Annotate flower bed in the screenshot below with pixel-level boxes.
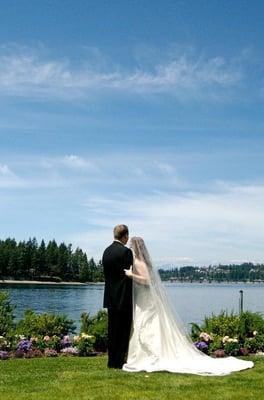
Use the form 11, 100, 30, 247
191, 311, 264, 356
0, 333, 99, 360
0, 292, 107, 360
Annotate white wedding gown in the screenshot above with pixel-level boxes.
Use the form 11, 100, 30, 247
123, 254, 254, 376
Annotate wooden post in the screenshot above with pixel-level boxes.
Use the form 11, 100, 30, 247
239, 290, 244, 314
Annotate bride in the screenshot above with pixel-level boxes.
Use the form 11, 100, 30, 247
122, 237, 254, 375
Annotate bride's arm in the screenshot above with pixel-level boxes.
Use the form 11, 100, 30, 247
124, 260, 150, 284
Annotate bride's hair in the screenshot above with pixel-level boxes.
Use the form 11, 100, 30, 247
129, 237, 152, 270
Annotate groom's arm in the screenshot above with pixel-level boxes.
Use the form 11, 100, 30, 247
123, 248, 133, 271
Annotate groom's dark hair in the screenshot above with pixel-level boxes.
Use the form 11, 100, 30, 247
114, 224, 129, 240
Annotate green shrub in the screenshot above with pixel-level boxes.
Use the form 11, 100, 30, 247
238, 311, 264, 339
80, 312, 89, 334
223, 340, 240, 356
208, 335, 224, 354
190, 322, 202, 341
203, 311, 240, 337
0, 292, 15, 337
192, 311, 264, 340
15, 309, 76, 338
76, 334, 95, 356
244, 335, 264, 352
78, 310, 108, 352
89, 310, 108, 352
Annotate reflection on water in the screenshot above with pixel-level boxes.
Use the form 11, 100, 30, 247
1, 282, 264, 331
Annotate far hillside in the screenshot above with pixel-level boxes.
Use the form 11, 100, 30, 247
159, 263, 264, 283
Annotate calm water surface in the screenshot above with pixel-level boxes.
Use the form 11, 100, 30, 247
1, 282, 263, 331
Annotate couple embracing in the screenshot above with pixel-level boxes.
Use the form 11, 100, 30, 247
102, 224, 254, 375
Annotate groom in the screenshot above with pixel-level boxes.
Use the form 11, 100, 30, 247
102, 224, 133, 369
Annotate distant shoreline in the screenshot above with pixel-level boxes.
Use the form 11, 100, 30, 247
166, 279, 264, 284
0, 280, 105, 285
1, 279, 263, 286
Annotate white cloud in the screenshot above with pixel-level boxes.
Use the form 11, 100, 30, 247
0, 163, 23, 188
0, 47, 242, 100
69, 183, 264, 266
155, 162, 175, 174
61, 155, 96, 170
0, 163, 14, 176
2, 153, 264, 266
0, 153, 181, 193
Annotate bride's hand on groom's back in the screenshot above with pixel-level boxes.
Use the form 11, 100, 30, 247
124, 266, 133, 278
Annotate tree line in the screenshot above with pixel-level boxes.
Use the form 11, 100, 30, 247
159, 263, 264, 282
2, 238, 263, 283
0, 238, 104, 282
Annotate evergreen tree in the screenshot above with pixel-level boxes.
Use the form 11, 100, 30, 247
78, 251, 91, 282
46, 240, 59, 276
38, 239, 46, 276
58, 242, 72, 280
16, 241, 27, 278
30, 238, 39, 278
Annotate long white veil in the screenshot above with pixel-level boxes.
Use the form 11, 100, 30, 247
130, 237, 206, 359
123, 237, 254, 375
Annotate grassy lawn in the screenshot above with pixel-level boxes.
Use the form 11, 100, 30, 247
0, 355, 263, 400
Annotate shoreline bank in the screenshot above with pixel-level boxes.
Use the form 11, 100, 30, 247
0, 280, 105, 286
1, 279, 263, 286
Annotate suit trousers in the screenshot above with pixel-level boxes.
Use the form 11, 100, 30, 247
107, 308, 132, 369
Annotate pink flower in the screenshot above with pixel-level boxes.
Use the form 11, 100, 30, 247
63, 335, 71, 345
44, 348, 57, 357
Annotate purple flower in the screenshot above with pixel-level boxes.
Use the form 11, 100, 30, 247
62, 335, 72, 347
239, 347, 250, 356
17, 339, 32, 352
0, 351, 9, 360
63, 335, 71, 343
194, 341, 208, 353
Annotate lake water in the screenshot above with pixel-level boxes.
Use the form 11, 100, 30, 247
1, 282, 264, 332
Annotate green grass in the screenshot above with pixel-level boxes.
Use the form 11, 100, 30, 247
0, 356, 263, 400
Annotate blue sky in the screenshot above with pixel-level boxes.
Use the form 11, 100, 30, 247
0, 0, 264, 265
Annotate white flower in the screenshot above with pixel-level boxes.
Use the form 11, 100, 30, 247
199, 332, 212, 342
226, 337, 238, 343
222, 336, 229, 343
19, 335, 26, 340
253, 331, 258, 336
81, 333, 94, 339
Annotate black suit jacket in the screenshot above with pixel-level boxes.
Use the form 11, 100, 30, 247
102, 241, 133, 311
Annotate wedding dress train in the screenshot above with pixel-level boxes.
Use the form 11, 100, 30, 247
123, 238, 254, 376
